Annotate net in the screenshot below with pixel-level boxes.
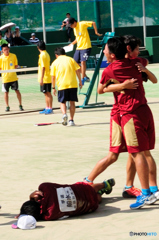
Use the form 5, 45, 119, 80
0, 67, 113, 115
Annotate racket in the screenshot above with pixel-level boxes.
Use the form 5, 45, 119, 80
34, 121, 62, 126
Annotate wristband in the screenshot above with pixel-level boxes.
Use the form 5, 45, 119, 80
52, 87, 55, 89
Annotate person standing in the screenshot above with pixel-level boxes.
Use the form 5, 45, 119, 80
37, 40, 53, 114
0, 44, 24, 112
51, 47, 82, 126
68, 17, 102, 85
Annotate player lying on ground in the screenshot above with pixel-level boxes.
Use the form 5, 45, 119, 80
15, 179, 115, 221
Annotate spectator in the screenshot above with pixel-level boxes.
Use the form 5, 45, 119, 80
60, 13, 72, 42
0, 31, 8, 55
4, 27, 14, 46
13, 26, 22, 46
29, 33, 39, 45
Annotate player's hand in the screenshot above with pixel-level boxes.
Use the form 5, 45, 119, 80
123, 78, 138, 89
15, 214, 20, 219
95, 32, 103, 37
53, 88, 56, 96
30, 190, 43, 201
136, 62, 146, 73
79, 81, 82, 89
40, 80, 43, 86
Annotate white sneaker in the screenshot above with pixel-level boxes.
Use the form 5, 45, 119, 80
145, 190, 159, 205
62, 114, 68, 126
68, 120, 75, 126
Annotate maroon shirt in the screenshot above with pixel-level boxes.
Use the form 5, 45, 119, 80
100, 57, 147, 116
38, 182, 98, 220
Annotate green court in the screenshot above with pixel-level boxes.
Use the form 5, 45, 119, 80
0, 64, 159, 240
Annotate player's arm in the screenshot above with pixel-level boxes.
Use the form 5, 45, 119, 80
51, 76, 56, 96
40, 67, 45, 86
69, 39, 77, 46
136, 62, 157, 84
76, 68, 82, 89
98, 79, 138, 94
30, 190, 43, 201
92, 22, 103, 37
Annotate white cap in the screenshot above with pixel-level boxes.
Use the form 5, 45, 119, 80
15, 26, 19, 29
11, 215, 36, 230
31, 33, 35, 36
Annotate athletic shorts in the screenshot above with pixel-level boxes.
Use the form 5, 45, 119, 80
109, 113, 127, 153
58, 88, 78, 103
121, 104, 155, 153
74, 48, 91, 63
2, 81, 19, 92
40, 83, 51, 93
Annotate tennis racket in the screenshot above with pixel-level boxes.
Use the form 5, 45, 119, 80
34, 121, 62, 126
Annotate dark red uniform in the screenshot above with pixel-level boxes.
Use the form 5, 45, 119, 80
38, 182, 98, 220
100, 57, 155, 153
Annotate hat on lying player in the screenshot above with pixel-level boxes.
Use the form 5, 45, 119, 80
11, 214, 36, 230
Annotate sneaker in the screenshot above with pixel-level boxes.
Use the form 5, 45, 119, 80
39, 109, 46, 114
85, 76, 90, 82
68, 120, 75, 126
122, 186, 141, 198
81, 77, 87, 85
45, 109, 53, 115
19, 105, 24, 111
83, 177, 93, 185
98, 178, 115, 195
145, 190, 159, 205
5, 106, 10, 112
62, 114, 68, 126
130, 193, 151, 209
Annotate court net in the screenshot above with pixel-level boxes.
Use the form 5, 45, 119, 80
0, 67, 113, 115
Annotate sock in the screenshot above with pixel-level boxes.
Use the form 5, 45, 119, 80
125, 185, 133, 189
142, 188, 150, 196
150, 186, 158, 193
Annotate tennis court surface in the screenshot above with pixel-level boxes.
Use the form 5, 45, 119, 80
0, 64, 159, 240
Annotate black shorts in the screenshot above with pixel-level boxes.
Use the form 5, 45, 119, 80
40, 83, 51, 93
58, 88, 78, 103
73, 48, 91, 64
2, 81, 19, 92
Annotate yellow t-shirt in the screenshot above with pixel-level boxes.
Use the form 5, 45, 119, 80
0, 53, 18, 83
38, 50, 51, 84
74, 21, 93, 50
50, 55, 80, 90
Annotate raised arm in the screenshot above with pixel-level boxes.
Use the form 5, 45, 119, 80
92, 22, 103, 37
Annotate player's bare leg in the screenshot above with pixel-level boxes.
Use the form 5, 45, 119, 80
60, 102, 67, 115
81, 60, 86, 79
131, 152, 149, 189
15, 90, 22, 105
69, 101, 75, 121
87, 152, 119, 182
144, 150, 157, 186
126, 154, 136, 186
4, 92, 9, 107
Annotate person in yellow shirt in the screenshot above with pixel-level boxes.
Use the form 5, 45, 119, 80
68, 17, 102, 85
51, 47, 82, 126
0, 44, 24, 112
37, 41, 53, 114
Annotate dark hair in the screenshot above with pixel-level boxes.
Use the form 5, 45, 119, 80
68, 17, 77, 25
54, 47, 65, 56
123, 35, 141, 51
1, 43, 9, 49
37, 40, 46, 50
20, 201, 41, 221
66, 13, 70, 16
107, 37, 127, 59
